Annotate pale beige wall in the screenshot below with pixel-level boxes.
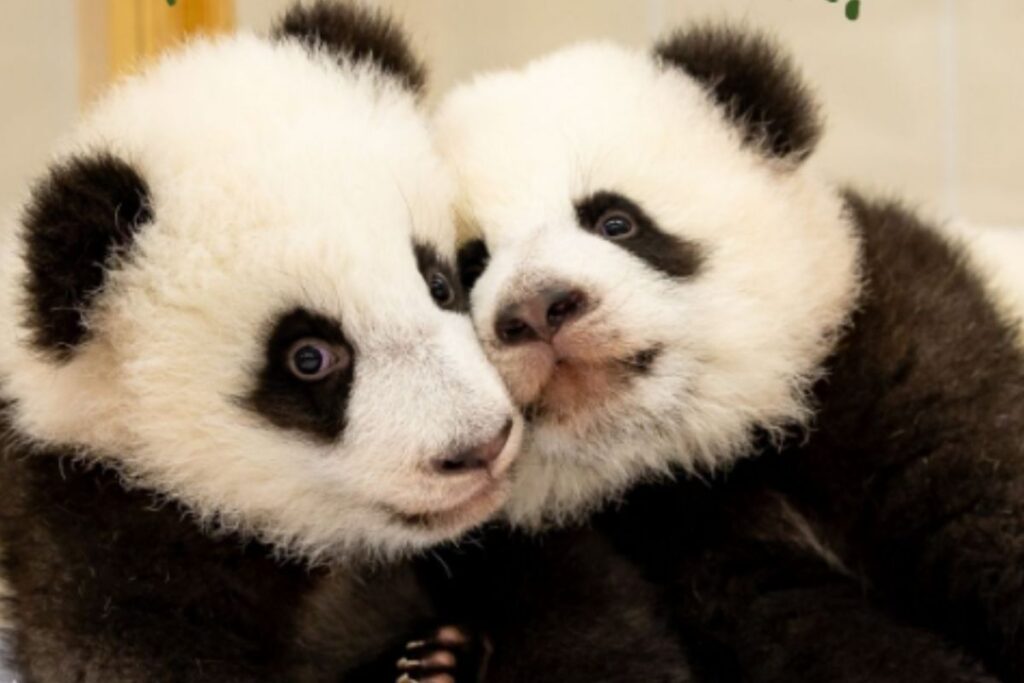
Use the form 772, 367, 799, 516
1, 2, 1021, 226
240, 0, 1024, 228
0, 1, 77, 210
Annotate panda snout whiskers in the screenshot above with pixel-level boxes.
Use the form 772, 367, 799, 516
617, 345, 663, 374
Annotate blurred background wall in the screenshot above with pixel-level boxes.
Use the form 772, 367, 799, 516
1, 1, 1021, 228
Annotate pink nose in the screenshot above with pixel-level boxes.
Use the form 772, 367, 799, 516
432, 419, 513, 475
494, 287, 588, 345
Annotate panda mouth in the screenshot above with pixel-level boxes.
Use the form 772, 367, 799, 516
389, 480, 508, 531
524, 345, 662, 422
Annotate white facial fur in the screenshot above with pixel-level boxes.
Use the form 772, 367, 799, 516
434, 42, 861, 529
0, 34, 520, 563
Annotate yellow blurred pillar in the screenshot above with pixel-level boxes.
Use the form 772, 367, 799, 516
77, 0, 235, 106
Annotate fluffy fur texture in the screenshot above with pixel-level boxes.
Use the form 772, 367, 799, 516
434, 36, 860, 529
0, 2, 523, 679
273, 0, 427, 93
598, 472, 1001, 683
655, 25, 822, 161
597, 193, 1024, 682
20, 153, 153, 360
427, 24, 1024, 683
409, 526, 695, 683
0, 19, 519, 565
2, 446, 312, 680
945, 221, 1024, 343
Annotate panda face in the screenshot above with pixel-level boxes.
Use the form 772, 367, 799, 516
435, 36, 861, 528
0, 31, 520, 562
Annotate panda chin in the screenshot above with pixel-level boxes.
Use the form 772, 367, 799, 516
387, 478, 510, 535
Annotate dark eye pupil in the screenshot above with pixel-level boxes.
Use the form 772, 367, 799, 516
430, 274, 452, 304
293, 346, 324, 375
602, 216, 633, 237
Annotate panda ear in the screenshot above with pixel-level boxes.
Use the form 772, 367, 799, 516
273, 0, 426, 94
20, 152, 152, 360
655, 25, 822, 162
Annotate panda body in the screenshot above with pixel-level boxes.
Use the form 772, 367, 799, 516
421, 27, 1024, 683
0, 3, 522, 680
947, 222, 1024, 341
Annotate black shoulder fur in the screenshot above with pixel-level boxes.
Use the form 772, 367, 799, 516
395, 192, 1024, 683
20, 152, 152, 360
601, 191, 1024, 682
655, 25, 822, 161
0, 423, 432, 681
273, 0, 426, 93
409, 526, 695, 683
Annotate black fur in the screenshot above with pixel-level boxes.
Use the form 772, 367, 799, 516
0, 417, 436, 682
393, 193, 1024, 683
456, 239, 490, 293
411, 526, 695, 683
380, 27, 1021, 682
599, 478, 1000, 683
575, 191, 703, 279
20, 152, 152, 360
0, 440, 306, 681
601, 193, 1024, 681
243, 307, 354, 442
273, 0, 426, 93
415, 242, 469, 313
655, 26, 822, 160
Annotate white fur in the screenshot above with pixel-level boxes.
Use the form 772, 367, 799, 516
944, 222, 1024, 344
0, 34, 520, 563
433, 42, 862, 529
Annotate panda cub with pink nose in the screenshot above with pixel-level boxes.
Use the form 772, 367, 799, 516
396, 24, 1024, 683
0, 2, 529, 680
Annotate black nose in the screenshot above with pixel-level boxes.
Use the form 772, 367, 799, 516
494, 287, 588, 345
433, 419, 513, 475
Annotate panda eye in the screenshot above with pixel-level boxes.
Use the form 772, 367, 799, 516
286, 338, 349, 381
428, 272, 455, 308
596, 210, 637, 240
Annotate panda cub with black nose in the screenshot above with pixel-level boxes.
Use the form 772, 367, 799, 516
410, 24, 1024, 683
0, 2, 521, 681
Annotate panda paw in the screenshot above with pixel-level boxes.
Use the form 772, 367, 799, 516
395, 625, 492, 683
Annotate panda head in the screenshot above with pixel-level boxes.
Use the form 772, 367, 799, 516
0, 1, 521, 563
434, 26, 861, 528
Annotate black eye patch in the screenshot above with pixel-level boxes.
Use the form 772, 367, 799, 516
414, 242, 468, 313
574, 191, 704, 280
242, 307, 354, 443
456, 239, 490, 294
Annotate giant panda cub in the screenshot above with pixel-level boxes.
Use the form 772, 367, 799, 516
402, 24, 1024, 683
0, 2, 524, 681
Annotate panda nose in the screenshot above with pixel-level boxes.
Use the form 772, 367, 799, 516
494, 287, 588, 346
433, 419, 513, 475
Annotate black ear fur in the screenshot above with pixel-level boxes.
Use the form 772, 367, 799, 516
655, 25, 822, 161
273, 0, 426, 94
21, 152, 152, 360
